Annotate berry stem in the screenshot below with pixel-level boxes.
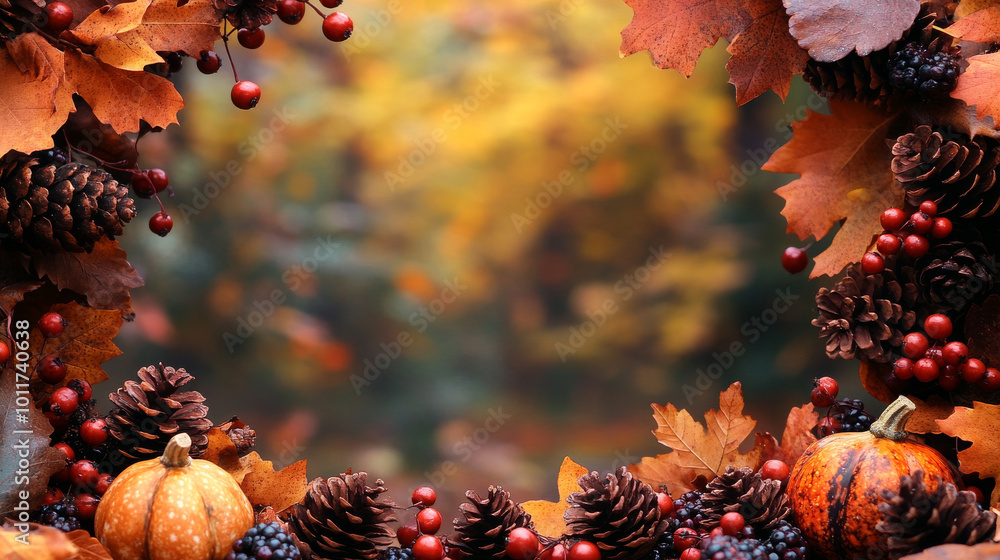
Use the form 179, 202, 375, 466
304, 1, 326, 17
222, 22, 240, 83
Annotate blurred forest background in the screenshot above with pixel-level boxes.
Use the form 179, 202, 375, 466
108, 0, 860, 513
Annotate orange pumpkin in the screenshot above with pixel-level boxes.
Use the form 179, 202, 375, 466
94, 433, 254, 560
787, 395, 959, 560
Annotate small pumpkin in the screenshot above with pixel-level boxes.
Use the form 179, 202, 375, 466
787, 395, 959, 560
94, 433, 254, 560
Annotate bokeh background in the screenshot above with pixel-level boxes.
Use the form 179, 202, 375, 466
108, 0, 860, 515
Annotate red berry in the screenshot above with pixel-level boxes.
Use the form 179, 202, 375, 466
417, 507, 443, 535
902, 332, 930, 359
781, 247, 807, 274
41, 487, 64, 506
679, 550, 701, 560
149, 211, 173, 236
148, 168, 169, 193
980, 368, 1000, 392
861, 252, 884, 274
505, 528, 539, 560
930, 217, 952, 239
67, 379, 92, 402
942, 341, 969, 365
95, 472, 114, 495
69, 459, 100, 490
673, 528, 699, 551
568, 541, 600, 560
925, 346, 945, 366
322, 12, 353, 41
277, 0, 305, 24
760, 459, 790, 482
0, 340, 8, 363
81, 417, 109, 447
810, 376, 838, 408
816, 416, 841, 437
880, 208, 908, 231
911, 212, 933, 234
38, 355, 67, 384
656, 492, 674, 517
876, 234, 902, 255
914, 358, 940, 383
131, 171, 156, 198
74, 493, 99, 520
893, 357, 915, 380
412, 486, 438, 506
398, 525, 419, 548
903, 234, 930, 258
939, 365, 962, 391
45, 410, 70, 432
540, 544, 568, 560
45, 1, 74, 33
53, 442, 75, 462
319, 0, 341, 7
719, 512, 745, 536
39, 312, 67, 338
961, 358, 986, 384
923, 314, 953, 340
919, 200, 938, 217
237, 27, 266, 49
197, 50, 221, 74
231, 80, 261, 110
49, 386, 78, 416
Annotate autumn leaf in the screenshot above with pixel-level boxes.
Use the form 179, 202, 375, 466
776, 403, 817, 464
24, 302, 124, 402
520, 457, 589, 538
0, 373, 67, 519
239, 452, 309, 513
952, 52, 1000, 124
33, 238, 144, 313
69, 0, 164, 71
762, 99, 903, 278
956, 0, 1000, 19
200, 427, 252, 483
0, 34, 75, 154
946, 6, 1000, 43
726, 0, 809, 105
900, 543, 1000, 560
137, 0, 221, 58
0, 523, 78, 559
938, 402, 1000, 507
784, 0, 921, 62
860, 361, 897, 404
66, 530, 114, 559
907, 395, 954, 435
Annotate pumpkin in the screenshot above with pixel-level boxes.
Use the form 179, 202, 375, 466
94, 433, 254, 560
787, 395, 959, 560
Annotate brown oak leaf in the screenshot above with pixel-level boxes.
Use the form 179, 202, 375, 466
784, 0, 921, 62
0, 373, 67, 519
907, 395, 955, 435
137, 0, 221, 58
33, 238, 143, 313
726, 0, 809, 104
900, 543, 1000, 559
776, 402, 817, 465
938, 402, 1000, 507
952, 52, 1000, 125
200, 427, 252, 483
239, 452, 309, 513
65, 530, 114, 559
0, 523, 78, 559
69, 0, 163, 71
947, 6, 1000, 43
521, 457, 589, 538
0, 34, 75, 154
762, 99, 903, 278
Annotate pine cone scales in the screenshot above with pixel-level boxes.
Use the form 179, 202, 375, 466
213, 0, 277, 29
106, 363, 212, 464
565, 467, 668, 560
892, 126, 1000, 219
288, 473, 397, 560
700, 467, 790, 531
0, 151, 136, 253
449, 486, 532, 559
877, 471, 997, 559
917, 238, 995, 313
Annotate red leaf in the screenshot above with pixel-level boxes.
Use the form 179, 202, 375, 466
33, 238, 143, 313
726, 0, 809, 104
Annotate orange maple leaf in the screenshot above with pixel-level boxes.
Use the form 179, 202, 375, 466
138, 0, 221, 58
784, 0, 921, 62
762, 99, 903, 278
952, 52, 1000, 125
520, 457, 589, 538
726, 0, 810, 105
0, 34, 75, 154
240, 452, 309, 513
946, 6, 1000, 44
69, 0, 164, 71
937, 402, 1000, 508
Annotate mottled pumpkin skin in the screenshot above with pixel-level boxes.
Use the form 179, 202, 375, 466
94, 458, 254, 560
787, 431, 958, 560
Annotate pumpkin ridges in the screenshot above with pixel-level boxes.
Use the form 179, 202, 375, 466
826, 433, 868, 559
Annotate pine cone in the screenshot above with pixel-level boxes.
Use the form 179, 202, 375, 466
106, 363, 211, 466
212, 0, 277, 29
448, 486, 533, 560
700, 467, 790, 532
288, 473, 397, 560
915, 236, 996, 314
876, 470, 997, 559
0, 151, 136, 253
565, 467, 668, 560
227, 425, 256, 456
812, 261, 918, 363
892, 126, 1000, 219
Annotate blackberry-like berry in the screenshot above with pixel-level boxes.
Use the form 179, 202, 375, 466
698, 535, 768, 560
377, 547, 415, 560
31, 500, 81, 532
888, 41, 960, 99
762, 520, 807, 560
226, 522, 301, 560
833, 399, 874, 433
673, 491, 706, 531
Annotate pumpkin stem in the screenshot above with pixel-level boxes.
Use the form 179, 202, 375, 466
869, 396, 916, 441
161, 433, 193, 468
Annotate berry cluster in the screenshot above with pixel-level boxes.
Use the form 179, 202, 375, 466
396, 486, 450, 560
809, 377, 875, 437
506, 528, 602, 560
888, 41, 961, 99
894, 313, 1000, 391
225, 522, 301, 560
863, 202, 952, 274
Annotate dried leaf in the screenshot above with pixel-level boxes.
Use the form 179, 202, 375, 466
0, 34, 75, 154
938, 402, 1000, 507
726, 0, 809, 104
957, 0, 1000, 19
952, 52, 1000, 125
0, 373, 67, 519
520, 457, 589, 539
239, 452, 309, 513
860, 361, 897, 404
0, 523, 78, 559
65, 530, 114, 559
0, 250, 41, 317
762, 99, 903, 278
69, 0, 163, 70
947, 6, 1000, 43
777, 403, 818, 464
965, 294, 1000, 368
61, 103, 139, 170
137, 0, 221, 57
784, 0, 921, 62
201, 427, 251, 484
900, 543, 1000, 560
907, 395, 955, 435
33, 238, 144, 313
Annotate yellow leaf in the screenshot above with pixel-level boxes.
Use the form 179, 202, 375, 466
239, 452, 309, 513
520, 457, 589, 538
69, 0, 164, 70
